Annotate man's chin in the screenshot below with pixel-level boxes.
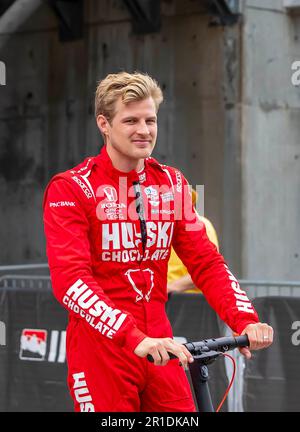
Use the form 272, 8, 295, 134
133, 147, 153, 159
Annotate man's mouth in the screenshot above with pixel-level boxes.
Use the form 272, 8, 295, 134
132, 140, 151, 147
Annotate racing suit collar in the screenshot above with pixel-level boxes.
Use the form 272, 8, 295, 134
95, 145, 149, 182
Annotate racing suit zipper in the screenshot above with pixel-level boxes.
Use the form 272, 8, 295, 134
133, 181, 147, 255
133, 180, 150, 335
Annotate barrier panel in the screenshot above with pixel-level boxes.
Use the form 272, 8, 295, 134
0, 278, 225, 411
230, 281, 300, 412
243, 296, 300, 412
0, 280, 72, 412
1, 273, 300, 412
166, 293, 228, 411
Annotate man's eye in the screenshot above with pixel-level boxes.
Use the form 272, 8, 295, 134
125, 119, 135, 124
147, 120, 156, 124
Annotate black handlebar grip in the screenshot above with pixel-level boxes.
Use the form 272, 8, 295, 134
146, 334, 250, 362
235, 334, 250, 347
146, 352, 178, 363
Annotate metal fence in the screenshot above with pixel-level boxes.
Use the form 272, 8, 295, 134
0, 264, 49, 272
240, 280, 300, 299
0, 274, 51, 290
1, 264, 300, 295
0, 264, 50, 289
1, 264, 300, 412
1, 267, 300, 299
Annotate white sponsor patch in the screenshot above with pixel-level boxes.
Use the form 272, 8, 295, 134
101, 203, 126, 209
70, 158, 93, 175
49, 201, 76, 208
125, 268, 154, 302
144, 185, 159, 206
175, 171, 182, 193
101, 221, 174, 250
144, 186, 158, 196
101, 248, 169, 263
71, 176, 93, 199
151, 209, 174, 215
72, 372, 95, 412
103, 186, 118, 202
161, 192, 174, 203
64, 280, 127, 338
139, 172, 146, 183
224, 265, 254, 314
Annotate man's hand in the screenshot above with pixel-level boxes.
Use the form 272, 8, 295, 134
167, 280, 185, 293
236, 322, 274, 359
134, 337, 194, 368
167, 275, 196, 293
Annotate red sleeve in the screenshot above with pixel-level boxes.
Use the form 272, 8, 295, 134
43, 178, 146, 351
171, 173, 259, 335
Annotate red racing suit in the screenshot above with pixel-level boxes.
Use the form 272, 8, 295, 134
43, 145, 259, 412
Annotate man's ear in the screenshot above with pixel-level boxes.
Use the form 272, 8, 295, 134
96, 115, 109, 136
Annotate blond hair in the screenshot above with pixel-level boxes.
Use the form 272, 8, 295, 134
95, 71, 163, 121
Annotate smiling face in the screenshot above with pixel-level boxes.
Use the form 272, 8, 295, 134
96, 96, 158, 169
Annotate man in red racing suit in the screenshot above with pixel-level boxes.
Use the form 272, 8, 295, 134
43, 72, 273, 412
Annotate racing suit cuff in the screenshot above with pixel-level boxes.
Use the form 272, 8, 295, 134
235, 319, 259, 336
125, 327, 147, 352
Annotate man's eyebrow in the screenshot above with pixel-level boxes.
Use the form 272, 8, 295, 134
122, 116, 138, 121
122, 115, 157, 121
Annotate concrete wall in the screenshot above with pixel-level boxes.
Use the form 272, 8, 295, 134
241, 0, 300, 279
0, 0, 236, 268
4, 0, 298, 282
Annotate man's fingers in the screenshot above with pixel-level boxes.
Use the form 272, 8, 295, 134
177, 344, 194, 364
148, 347, 162, 365
255, 323, 273, 348
267, 325, 274, 345
239, 347, 251, 360
150, 345, 170, 366
165, 340, 193, 368
158, 346, 172, 366
242, 323, 274, 351
140, 338, 195, 367
261, 324, 274, 347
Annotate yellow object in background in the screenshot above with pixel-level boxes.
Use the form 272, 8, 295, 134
167, 216, 219, 291
167, 187, 219, 293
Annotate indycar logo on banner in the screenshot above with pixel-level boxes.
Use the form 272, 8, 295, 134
19, 329, 66, 362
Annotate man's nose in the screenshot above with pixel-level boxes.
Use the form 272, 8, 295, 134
136, 121, 150, 135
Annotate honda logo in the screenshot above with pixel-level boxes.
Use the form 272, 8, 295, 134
103, 187, 118, 202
